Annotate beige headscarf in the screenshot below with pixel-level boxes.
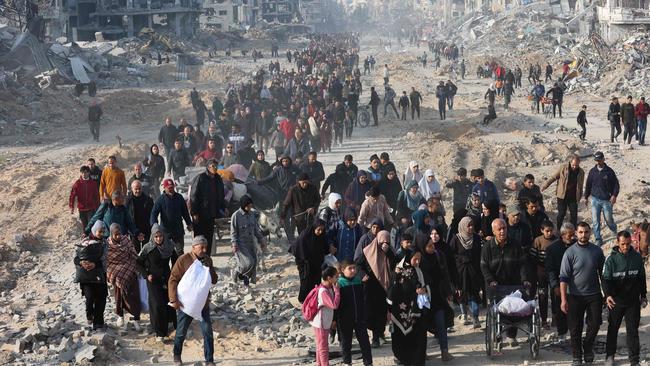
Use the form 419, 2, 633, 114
363, 230, 392, 291
457, 216, 474, 250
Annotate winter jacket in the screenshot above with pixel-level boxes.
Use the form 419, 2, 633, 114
168, 148, 190, 178
143, 150, 165, 182
398, 95, 409, 109
480, 237, 529, 286
608, 103, 621, 124
257, 161, 300, 195
335, 275, 367, 325
88, 105, 102, 123
335, 162, 359, 188
125, 193, 154, 238
300, 161, 325, 189
74, 236, 108, 284
249, 160, 272, 181
544, 238, 574, 289
281, 183, 320, 220
584, 163, 619, 200
85, 202, 139, 237
635, 102, 650, 121
158, 124, 178, 148
517, 185, 545, 211
602, 246, 647, 305
358, 195, 394, 229
150, 192, 192, 239
321, 171, 347, 197
471, 179, 500, 204
621, 102, 636, 125
507, 222, 533, 249
542, 162, 584, 201
446, 178, 473, 214
545, 86, 564, 102
128, 173, 153, 197
69, 178, 100, 212
99, 167, 127, 201
283, 138, 310, 162
334, 221, 363, 262
520, 210, 550, 241
189, 170, 225, 219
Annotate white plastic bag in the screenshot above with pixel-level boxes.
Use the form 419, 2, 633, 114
497, 290, 533, 316
417, 294, 431, 310
138, 276, 149, 313
176, 259, 211, 320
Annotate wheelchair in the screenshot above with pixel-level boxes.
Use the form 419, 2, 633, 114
484, 285, 541, 359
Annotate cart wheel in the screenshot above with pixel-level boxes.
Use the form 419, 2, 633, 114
358, 108, 371, 128
530, 337, 539, 359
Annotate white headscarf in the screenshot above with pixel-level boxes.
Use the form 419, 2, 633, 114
419, 169, 441, 200
328, 193, 342, 210
403, 161, 423, 188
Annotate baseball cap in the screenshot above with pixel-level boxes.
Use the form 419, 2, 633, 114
162, 179, 175, 188
594, 151, 604, 161
507, 204, 521, 216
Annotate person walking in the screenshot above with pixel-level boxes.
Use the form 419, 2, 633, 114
634, 96, 649, 146
560, 222, 605, 365
409, 87, 423, 120
584, 151, 619, 246
169, 236, 218, 366
230, 195, 267, 286
436, 81, 447, 120
603, 230, 647, 366
383, 64, 390, 85
310, 266, 340, 366
70, 165, 100, 231
189, 159, 225, 256
398, 91, 409, 121
99, 156, 127, 202
136, 224, 176, 341
106, 223, 142, 330
88, 99, 103, 142
546, 83, 564, 118
369, 87, 380, 126
545, 223, 575, 340
577, 105, 588, 140
383, 86, 399, 119
608, 97, 622, 142
445, 168, 473, 215
150, 179, 193, 259
158, 117, 178, 161
446, 80, 457, 111
74, 221, 109, 330
621, 95, 637, 146
542, 156, 584, 228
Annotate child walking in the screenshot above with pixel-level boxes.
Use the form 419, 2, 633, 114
311, 266, 340, 366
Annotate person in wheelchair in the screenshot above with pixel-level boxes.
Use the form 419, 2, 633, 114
480, 218, 531, 346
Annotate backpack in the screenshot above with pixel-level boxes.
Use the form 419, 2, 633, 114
301, 284, 323, 321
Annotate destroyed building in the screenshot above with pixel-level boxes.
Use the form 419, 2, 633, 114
44, 0, 203, 41
200, 0, 260, 30
598, 0, 650, 41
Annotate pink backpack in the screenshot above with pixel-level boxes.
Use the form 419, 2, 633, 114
301, 285, 323, 321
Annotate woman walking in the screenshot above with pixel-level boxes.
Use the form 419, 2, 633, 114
107, 223, 142, 329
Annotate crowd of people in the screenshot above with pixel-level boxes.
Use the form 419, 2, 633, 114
69, 32, 650, 366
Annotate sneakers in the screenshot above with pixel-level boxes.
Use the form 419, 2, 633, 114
115, 316, 124, 328
371, 339, 380, 348
473, 318, 481, 329
462, 314, 472, 326
441, 351, 454, 362
604, 356, 614, 366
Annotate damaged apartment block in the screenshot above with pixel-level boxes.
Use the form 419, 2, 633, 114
56, 0, 203, 41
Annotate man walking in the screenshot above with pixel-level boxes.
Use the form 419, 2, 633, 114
542, 156, 584, 228
577, 105, 588, 141
608, 97, 622, 142
189, 159, 225, 256
158, 117, 178, 161
621, 95, 636, 146
369, 87, 380, 126
126, 180, 154, 253
398, 91, 409, 121
584, 151, 619, 246
383, 85, 399, 119
99, 156, 127, 202
446, 80, 457, 111
560, 222, 605, 365
88, 99, 103, 142
634, 96, 649, 145
69, 165, 100, 231
169, 236, 218, 366
545, 223, 575, 341
546, 82, 564, 118
436, 81, 447, 120
151, 179, 193, 259
603, 230, 647, 366
409, 87, 423, 120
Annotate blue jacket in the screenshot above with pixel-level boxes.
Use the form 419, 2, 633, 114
533, 84, 545, 98
472, 179, 500, 204
584, 164, 619, 200
334, 220, 363, 263
150, 192, 192, 238
85, 202, 138, 237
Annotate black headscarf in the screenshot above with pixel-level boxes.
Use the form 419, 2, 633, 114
292, 219, 327, 271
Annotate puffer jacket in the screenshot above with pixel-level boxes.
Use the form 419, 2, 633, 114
602, 246, 647, 305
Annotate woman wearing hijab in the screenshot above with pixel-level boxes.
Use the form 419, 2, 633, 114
479, 199, 500, 241
387, 250, 429, 366
230, 195, 266, 286
344, 170, 371, 212
318, 193, 342, 234
137, 224, 176, 340
417, 229, 454, 362
418, 169, 442, 201
377, 168, 402, 213
74, 221, 109, 330
358, 186, 394, 231
142, 144, 165, 198
405, 209, 431, 251
356, 230, 397, 347
107, 223, 141, 329
448, 217, 483, 328
396, 180, 425, 222
293, 219, 328, 303
403, 161, 423, 188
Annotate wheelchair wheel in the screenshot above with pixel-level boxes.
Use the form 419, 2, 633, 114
529, 309, 541, 359
485, 308, 498, 357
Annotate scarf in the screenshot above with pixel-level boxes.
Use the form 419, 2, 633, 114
107, 235, 138, 291
405, 180, 423, 211
403, 160, 422, 187
388, 250, 425, 335
328, 193, 341, 210
418, 169, 441, 200
457, 216, 474, 250
140, 224, 175, 259
363, 230, 392, 291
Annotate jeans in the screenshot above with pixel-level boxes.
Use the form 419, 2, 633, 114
384, 101, 399, 118
411, 104, 420, 119
438, 99, 446, 120
432, 309, 449, 351
610, 122, 622, 142
606, 301, 640, 363
400, 106, 407, 120
173, 307, 214, 362
458, 300, 479, 318
552, 102, 562, 118
447, 95, 455, 110
550, 288, 568, 335
624, 121, 637, 144
638, 119, 647, 144
557, 197, 578, 228
567, 294, 602, 361
590, 196, 616, 244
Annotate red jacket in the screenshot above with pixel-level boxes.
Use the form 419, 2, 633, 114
634, 102, 650, 120
69, 177, 100, 212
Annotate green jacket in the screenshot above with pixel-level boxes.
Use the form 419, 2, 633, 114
602, 246, 647, 305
